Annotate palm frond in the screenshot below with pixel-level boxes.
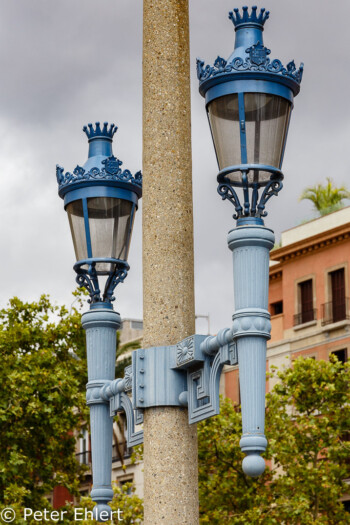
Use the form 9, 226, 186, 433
299, 178, 350, 215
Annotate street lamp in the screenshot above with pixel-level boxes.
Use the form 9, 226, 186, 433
56, 5, 302, 520
57, 122, 142, 521
196, 6, 303, 475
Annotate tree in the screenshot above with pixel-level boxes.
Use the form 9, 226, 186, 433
198, 398, 272, 524
266, 357, 350, 524
299, 177, 350, 216
0, 292, 144, 523
0, 294, 88, 513
198, 357, 350, 524
78, 481, 143, 524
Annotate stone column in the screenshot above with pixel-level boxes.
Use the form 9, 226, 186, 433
142, 1, 198, 523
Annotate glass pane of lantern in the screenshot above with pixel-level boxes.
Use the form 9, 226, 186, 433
87, 197, 134, 272
66, 200, 88, 262
207, 93, 291, 185
207, 94, 241, 172
244, 93, 291, 183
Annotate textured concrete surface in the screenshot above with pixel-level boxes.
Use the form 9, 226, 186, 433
143, 407, 198, 524
142, 1, 199, 523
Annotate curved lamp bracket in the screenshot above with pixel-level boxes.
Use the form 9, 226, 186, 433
217, 165, 284, 219
74, 258, 129, 304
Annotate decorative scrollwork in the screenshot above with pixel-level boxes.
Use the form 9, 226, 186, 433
57, 155, 142, 193
103, 265, 129, 303
217, 183, 243, 219
74, 259, 129, 305
196, 50, 303, 84
257, 179, 283, 217
217, 171, 284, 220
75, 265, 101, 304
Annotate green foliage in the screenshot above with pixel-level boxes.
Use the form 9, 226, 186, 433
265, 357, 350, 524
0, 293, 88, 511
199, 357, 350, 524
78, 482, 143, 524
299, 177, 350, 216
198, 399, 272, 524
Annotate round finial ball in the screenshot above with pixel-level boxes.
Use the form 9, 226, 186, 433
178, 391, 188, 407
242, 454, 266, 477
93, 504, 112, 522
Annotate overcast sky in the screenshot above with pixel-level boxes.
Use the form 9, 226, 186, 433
0, 0, 349, 334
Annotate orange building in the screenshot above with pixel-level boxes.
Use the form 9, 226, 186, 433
225, 206, 350, 402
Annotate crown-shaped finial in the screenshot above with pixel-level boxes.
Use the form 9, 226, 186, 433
229, 6, 270, 28
83, 122, 118, 141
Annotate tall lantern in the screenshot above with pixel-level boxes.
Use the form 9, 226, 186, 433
197, 6, 303, 476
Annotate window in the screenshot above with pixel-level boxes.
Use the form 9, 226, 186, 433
131, 320, 143, 330
271, 301, 283, 315
343, 500, 350, 513
330, 268, 346, 322
78, 429, 90, 465
119, 478, 133, 495
322, 268, 349, 325
294, 279, 315, 325
331, 348, 348, 364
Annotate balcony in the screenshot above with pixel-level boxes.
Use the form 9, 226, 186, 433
321, 298, 350, 326
293, 309, 317, 327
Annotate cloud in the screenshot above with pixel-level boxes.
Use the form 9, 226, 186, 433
0, 0, 349, 332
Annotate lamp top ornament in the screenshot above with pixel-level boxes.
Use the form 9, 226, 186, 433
83, 122, 118, 141
56, 122, 142, 200
197, 5, 303, 101
229, 5, 269, 28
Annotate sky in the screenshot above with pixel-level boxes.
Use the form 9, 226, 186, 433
0, 0, 349, 335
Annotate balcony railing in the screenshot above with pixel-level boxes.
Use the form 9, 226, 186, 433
293, 309, 317, 326
321, 297, 350, 326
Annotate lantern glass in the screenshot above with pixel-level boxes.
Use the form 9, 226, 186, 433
207, 94, 241, 171
67, 200, 88, 261
208, 93, 291, 185
88, 197, 134, 264
66, 197, 135, 272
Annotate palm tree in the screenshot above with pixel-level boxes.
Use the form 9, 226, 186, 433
299, 177, 350, 216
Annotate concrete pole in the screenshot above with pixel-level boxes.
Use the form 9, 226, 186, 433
142, 1, 199, 523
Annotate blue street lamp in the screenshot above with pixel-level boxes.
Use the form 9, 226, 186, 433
57, 123, 142, 521
56, 5, 302, 519
196, 6, 303, 475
